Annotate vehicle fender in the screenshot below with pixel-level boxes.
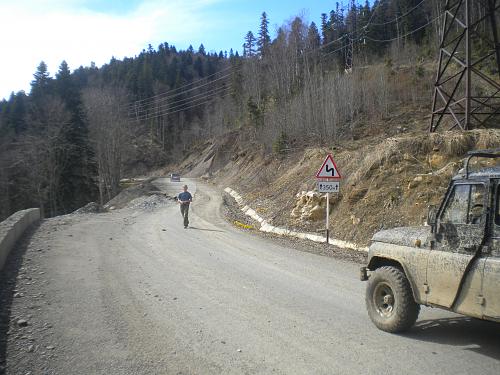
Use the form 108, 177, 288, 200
367, 243, 428, 304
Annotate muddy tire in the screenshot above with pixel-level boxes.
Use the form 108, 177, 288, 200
365, 266, 420, 333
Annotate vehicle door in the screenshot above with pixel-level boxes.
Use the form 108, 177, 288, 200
426, 183, 487, 311
482, 181, 500, 321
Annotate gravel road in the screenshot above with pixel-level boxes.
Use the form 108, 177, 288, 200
1, 178, 499, 375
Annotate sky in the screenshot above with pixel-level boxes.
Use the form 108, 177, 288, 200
0, 0, 339, 100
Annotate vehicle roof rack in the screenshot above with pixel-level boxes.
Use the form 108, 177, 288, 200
465, 148, 500, 178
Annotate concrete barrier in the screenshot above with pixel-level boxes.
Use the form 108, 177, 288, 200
224, 187, 368, 252
0, 208, 41, 270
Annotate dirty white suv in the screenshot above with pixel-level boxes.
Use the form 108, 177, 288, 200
360, 149, 500, 332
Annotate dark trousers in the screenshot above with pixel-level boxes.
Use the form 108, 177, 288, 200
180, 203, 190, 227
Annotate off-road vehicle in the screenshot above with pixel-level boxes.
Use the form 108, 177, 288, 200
360, 149, 500, 333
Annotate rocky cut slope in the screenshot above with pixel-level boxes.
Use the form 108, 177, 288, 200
173, 128, 500, 247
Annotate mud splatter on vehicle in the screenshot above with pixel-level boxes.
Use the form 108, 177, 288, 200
361, 149, 500, 333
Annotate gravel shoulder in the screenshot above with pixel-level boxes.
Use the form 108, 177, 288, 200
220, 187, 367, 264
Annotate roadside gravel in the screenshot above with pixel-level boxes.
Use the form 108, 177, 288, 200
221, 192, 367, 264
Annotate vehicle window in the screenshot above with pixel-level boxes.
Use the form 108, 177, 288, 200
441, 184, 485, 225
469, 184, 485, 224
496, 187, 500, 226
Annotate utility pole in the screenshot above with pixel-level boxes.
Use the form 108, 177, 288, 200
345, 0, 356, 73
430, 0, 500, 132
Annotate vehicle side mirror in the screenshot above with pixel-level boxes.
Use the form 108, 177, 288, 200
427, 205, 437, 227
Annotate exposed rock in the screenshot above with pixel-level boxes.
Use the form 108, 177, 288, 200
73, 202, 101, 214
408, 176, 423, 189
291, 191, 331, 221
351, 215, 361, 225
428, 153, 446, 169
17, 319, 29, 327
347, 188, 368, 204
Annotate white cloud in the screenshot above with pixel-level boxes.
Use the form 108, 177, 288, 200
0, 0, 225, 100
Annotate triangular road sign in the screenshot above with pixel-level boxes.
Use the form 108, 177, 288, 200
316, 154, 341, 179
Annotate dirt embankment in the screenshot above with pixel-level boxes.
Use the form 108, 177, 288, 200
168, 123, 500, 247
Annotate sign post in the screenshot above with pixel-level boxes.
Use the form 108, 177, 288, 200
326, 193, 330, 243
315, 154, 342, 244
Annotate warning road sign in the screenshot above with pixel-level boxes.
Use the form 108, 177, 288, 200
316, 154, 341, 179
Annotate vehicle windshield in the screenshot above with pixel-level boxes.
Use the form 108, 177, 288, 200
441, 184, 485, 225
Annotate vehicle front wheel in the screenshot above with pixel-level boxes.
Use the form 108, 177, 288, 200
365, 266, 420, 333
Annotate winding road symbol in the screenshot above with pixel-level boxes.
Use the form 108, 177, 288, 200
316, 154, 341, 179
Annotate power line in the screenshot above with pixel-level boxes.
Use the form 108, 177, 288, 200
131, 85, 230, 120
366, 0, 428, 27
319, 0, 429, 52
129, 65, 233, 107
128, 70, 233, 112
320, 38, 351, 59
321, 12, 440, 59
132, 86, 231, 121
163, 90, 230, 116
129, 73, 232, 114
318, 0, 386, 51
129, 0, 434, 121
131, 83, 230, 118
363, 14, 441, 43
133, 90, 231, 122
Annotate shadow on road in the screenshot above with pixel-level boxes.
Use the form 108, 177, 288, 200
188, 226, 225, 233
406, 317, 500, 360
0, 224, 37, 373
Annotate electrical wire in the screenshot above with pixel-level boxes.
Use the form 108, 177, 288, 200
319, 0, 429, 52
129, 64, 233, 107
129, 0, 434, 121
130, 84, 230, 118
131, 85, 230, 120
318, 0, 385, 51
128, 70, 233, 111
133, 91, 230, 122
132, 86, 231, 121
320, 38, 351, 59
366, 0, 428, 27
129, 75, 232, 114
363, 13, 442, 42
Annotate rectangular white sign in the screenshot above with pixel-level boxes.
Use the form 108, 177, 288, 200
317, 181, 340, 193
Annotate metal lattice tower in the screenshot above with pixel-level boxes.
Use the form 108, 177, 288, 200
345, 0, 356, 73
430, 0, 500, 132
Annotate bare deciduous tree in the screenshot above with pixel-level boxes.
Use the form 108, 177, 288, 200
83, 87, 131, 205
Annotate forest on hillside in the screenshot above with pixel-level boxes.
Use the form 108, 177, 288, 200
0, 0, 454, 220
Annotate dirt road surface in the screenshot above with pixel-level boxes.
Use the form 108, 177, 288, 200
1, 178, 499, 375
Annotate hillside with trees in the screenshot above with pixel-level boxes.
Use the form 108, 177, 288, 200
0, 0, 464, 220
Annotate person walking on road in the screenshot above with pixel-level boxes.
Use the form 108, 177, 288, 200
178, 185, 192, 228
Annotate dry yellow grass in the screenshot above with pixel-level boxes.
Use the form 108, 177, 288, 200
349, 129, 500, 187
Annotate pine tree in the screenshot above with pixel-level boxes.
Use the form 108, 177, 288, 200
54, 60, 97, 212
258, 12, 271, 56
138, 60, 154, 98
30, 61, 52, 100
8, 91, 27, 134
307, 22, 321, 51
194, 56, 204, 77
320, 13, 329, 44
243, 31, 257, 57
